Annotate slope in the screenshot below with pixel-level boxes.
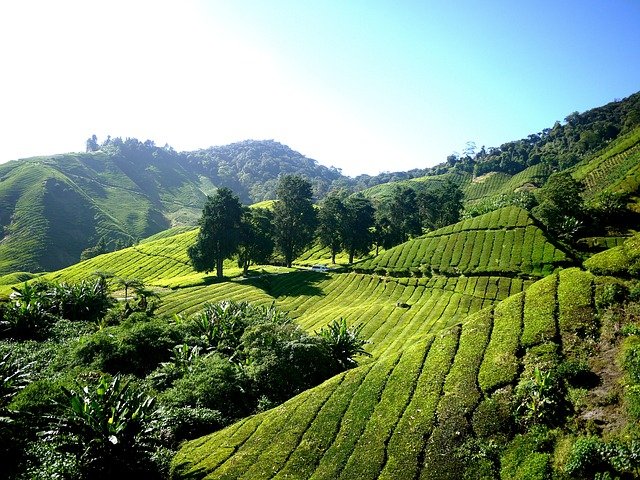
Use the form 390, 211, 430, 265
356, 205, 571, 277
171, 265, 600, 479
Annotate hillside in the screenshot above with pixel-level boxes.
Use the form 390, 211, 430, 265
355, 205, 571, 277
0, 139, 346, 275
2, 170, 640, 478
1, 91, 638, 276
171, 252, 640, 479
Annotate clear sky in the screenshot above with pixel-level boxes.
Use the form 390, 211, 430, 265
0, 0, 638, 176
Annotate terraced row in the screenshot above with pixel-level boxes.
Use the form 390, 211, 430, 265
574, 127, 640, 198
357, 207, 570, 277
159, 271, 533, 358
43, 229, 198, 284
172, 267, 595, 479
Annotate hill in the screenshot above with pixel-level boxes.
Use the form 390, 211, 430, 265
355, 205, 571, 277
0, 139, 347, 275
171, 253, 640, 479
1, 91, 638, 276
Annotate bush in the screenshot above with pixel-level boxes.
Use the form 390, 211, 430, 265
500, 427, 554, 480
596, 281, 628, 311
73, 317, 184, 376
160, 354, 248, 418
156, 406, 225, 447
564, 436, 609, 477
621, 336, 640, 384
48, 279, 113, 322
317, 318, 372, 370
243, 321, 334, 403
472, 387, 514, 439
44, 374, 159, 480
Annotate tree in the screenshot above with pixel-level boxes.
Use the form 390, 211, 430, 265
532, 172, 585, 240
342, 195, 375, 264
86, 134, 99, 152
273, 175, 317, 268
237, 208, 274, 276
188, 188, 243, 278
317, 193, 346, 264
418, 180, 464, 230
380, 186, 422, 247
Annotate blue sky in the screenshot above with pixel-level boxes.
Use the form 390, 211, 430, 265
0, 0, 638, 176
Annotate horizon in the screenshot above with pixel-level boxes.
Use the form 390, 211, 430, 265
1, 0, 639, 176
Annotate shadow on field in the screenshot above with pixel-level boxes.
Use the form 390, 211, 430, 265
243, 270, 328, 298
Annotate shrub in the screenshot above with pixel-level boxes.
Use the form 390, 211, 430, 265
621, 335, 640, 384
45, 374, 159, 480
472, 387, 514, 439
596, 281, 628, 311
243, 321, 334, 403
317, 318, 372, 370
156, 406, 225, 447
1, 285, 55, 339
73, 317, 184, 376
500, 427, 554, 480
160, 354, 248, 418
564, 436, 609, 477
48, 278, 113, 322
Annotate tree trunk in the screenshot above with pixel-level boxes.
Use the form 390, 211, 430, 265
243, 261, 249, 276
349, 250, 354, 265
216, 257, 223, 278
331, 251, 336, 264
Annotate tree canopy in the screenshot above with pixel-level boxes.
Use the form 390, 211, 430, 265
273, 175, 317, 268
187, 188, 243, 278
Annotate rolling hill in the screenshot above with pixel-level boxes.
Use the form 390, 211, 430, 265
169, 236, 640, 479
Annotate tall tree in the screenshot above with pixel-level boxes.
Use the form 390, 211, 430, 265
418, 180, 464, 230
237, 208, 274, 275
317, 193, 346, 264
382, 186, 422, 247
342, 196, 375, 264
188, 187, 243, 278
273, 175, 317, 268
532, 172, 585, 241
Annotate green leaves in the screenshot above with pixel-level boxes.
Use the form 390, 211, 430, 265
318, 318, 372, 370
48, 374, 158, 478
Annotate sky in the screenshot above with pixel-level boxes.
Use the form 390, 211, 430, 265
0, 1, 639, 177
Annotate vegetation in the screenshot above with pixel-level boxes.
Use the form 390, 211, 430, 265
273, 175, 317, 267
187, 187, 243, 278
1, 91, 640, 479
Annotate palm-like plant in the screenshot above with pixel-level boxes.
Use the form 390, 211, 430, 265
317, 318, 372, 370
47, 374, 157, 478
191, 301, 249, 356
116, 278, 144, 303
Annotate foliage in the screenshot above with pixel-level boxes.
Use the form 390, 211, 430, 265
273, 175, 317, 267
532, 171, 585, 241
237, 207, 274, 275
45, 374, 159, 479
188, 187, 243, 278
48, 278, 113, 322
317, 192, 347, 264
418, 178, 464, 230
72, 317, 185, 376
160, 354, 248, 417
342, 195, 376, 264
1, 282, 55, 339
317, 318, 372, 370
189, 300, 251, 357
515, 367, 559, 427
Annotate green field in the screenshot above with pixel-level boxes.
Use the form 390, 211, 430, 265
171, 267, 594, 479
356, 205, 572, 277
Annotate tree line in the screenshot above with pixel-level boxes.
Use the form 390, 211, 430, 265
188, 174, 464, 277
